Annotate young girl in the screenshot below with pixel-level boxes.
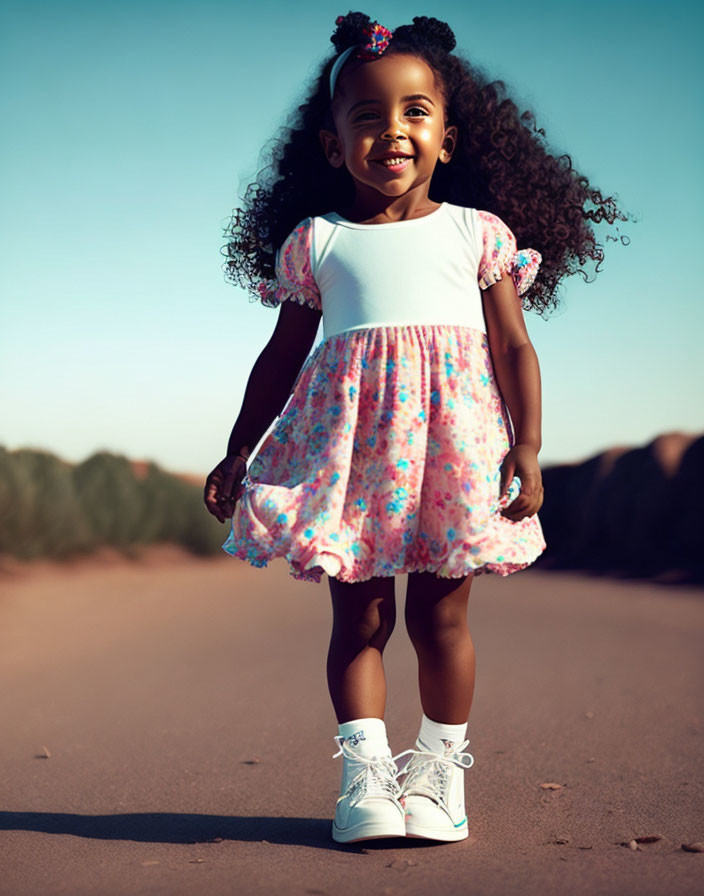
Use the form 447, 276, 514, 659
204, 12, 631, 844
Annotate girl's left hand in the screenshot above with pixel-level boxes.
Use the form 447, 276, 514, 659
499, 444, 544, 521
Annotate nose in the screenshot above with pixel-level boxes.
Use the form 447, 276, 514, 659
380, 111, 407, 141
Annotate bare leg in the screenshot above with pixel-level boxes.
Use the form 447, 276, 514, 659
326, 575, 396, 723
404, 571, 475, 723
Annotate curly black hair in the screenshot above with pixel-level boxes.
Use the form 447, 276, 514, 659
222, 11, 634, 317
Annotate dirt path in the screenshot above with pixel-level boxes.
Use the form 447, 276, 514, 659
1, 548, 702, 895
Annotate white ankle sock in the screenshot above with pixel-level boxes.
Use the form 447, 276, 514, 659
417, 713, 468, 754
338, 717, 391, 758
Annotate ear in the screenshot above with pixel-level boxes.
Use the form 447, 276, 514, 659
319, 128, 346, 168
438, 125, 458, 164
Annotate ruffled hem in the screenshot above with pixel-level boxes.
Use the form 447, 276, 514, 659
255, 216, 322, 311
256, 278, 321, 311
222, 531, 546, 584
478, 248, 542, 296
222, 467, 546, 583
223, 475, 545, 583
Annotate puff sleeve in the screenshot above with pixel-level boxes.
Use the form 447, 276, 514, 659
256, 217, 321, 311
476, 210, 542, 297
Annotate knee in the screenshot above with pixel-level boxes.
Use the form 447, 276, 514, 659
405, 597, 468, 652
368, 599, 396, 650
331, 596, 396, 654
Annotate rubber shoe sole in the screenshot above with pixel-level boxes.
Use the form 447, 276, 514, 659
332, 813, 406, 843
404, 813, 468, 841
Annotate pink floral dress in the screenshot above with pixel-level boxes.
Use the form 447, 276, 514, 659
223, 202, 546, 583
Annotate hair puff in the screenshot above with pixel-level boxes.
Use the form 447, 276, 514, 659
331, 11, 373, 52
400, 16, 456, 53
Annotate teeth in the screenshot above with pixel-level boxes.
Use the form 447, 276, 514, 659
380, 157, 410, 166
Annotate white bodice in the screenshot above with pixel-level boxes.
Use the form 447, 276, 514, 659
310, 203, 488, 340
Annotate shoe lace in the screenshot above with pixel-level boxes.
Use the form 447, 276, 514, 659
393, 740, 474, 813
332, 736, 402, 806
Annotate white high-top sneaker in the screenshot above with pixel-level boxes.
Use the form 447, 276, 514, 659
396, 738, 474, 841
331, 734, 406, 843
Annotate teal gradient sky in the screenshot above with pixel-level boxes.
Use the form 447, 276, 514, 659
2, 0, 702, 475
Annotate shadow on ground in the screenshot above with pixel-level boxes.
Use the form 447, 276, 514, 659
0, 811, 445, 853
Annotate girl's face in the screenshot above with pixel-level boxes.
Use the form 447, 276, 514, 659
320, 53, 457, 206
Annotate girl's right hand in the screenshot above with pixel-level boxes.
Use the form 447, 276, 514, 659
203, 452, 249, 524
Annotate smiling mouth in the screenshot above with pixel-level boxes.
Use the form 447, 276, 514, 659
372, 156, 413, 168
373, 156, 414, 168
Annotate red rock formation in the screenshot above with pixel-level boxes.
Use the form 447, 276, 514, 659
537, 432, 704, 584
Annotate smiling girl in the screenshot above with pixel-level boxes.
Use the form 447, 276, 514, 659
205, 11, 631, 844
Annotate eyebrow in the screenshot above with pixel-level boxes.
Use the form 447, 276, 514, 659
347, 94, 436, 116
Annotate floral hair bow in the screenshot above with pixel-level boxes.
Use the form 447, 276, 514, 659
356, 20, 393, 58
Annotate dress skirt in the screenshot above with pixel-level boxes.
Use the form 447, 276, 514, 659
223, 323, 546, 583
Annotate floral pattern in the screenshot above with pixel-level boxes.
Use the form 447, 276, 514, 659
224, 331, 546, 583
256, 217, 321, 311
477, 210, 542, 296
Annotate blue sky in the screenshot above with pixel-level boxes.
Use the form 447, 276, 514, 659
1, 0, 702, 474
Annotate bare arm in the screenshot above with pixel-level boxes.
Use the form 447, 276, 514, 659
481, 277, 542, 452
225, 299, 323, 458
481, 277, 544, 519
204, 299, 322, 523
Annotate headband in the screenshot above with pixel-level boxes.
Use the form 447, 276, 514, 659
329, 19, 394, 98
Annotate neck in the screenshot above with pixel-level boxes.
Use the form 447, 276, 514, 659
340, 187, 440, 225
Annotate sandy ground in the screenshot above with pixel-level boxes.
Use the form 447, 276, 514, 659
1, 546, 703, 896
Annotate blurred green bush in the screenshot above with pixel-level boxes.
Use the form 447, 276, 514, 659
0, 446, 223, 560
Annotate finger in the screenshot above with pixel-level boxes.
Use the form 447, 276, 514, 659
507, 489, 530, 508
500, 504, 520, 520
501, 495, 529, 520
513, 471, 540, 493
204, 479, 219, 503
222, 457, 248, 498
222, 474, 238, 500
206, 502, 226, 524
499, 464, 515, 497
205, 484, 231, 522
204, 492, 223, 515
219, 487, 243, 514
218, 498, 236, 519
204, 473, 225, 504
503, 488, 543, 520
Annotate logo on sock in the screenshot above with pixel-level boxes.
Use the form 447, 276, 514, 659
345, 730, 367, 747
441, 739, 456, 752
